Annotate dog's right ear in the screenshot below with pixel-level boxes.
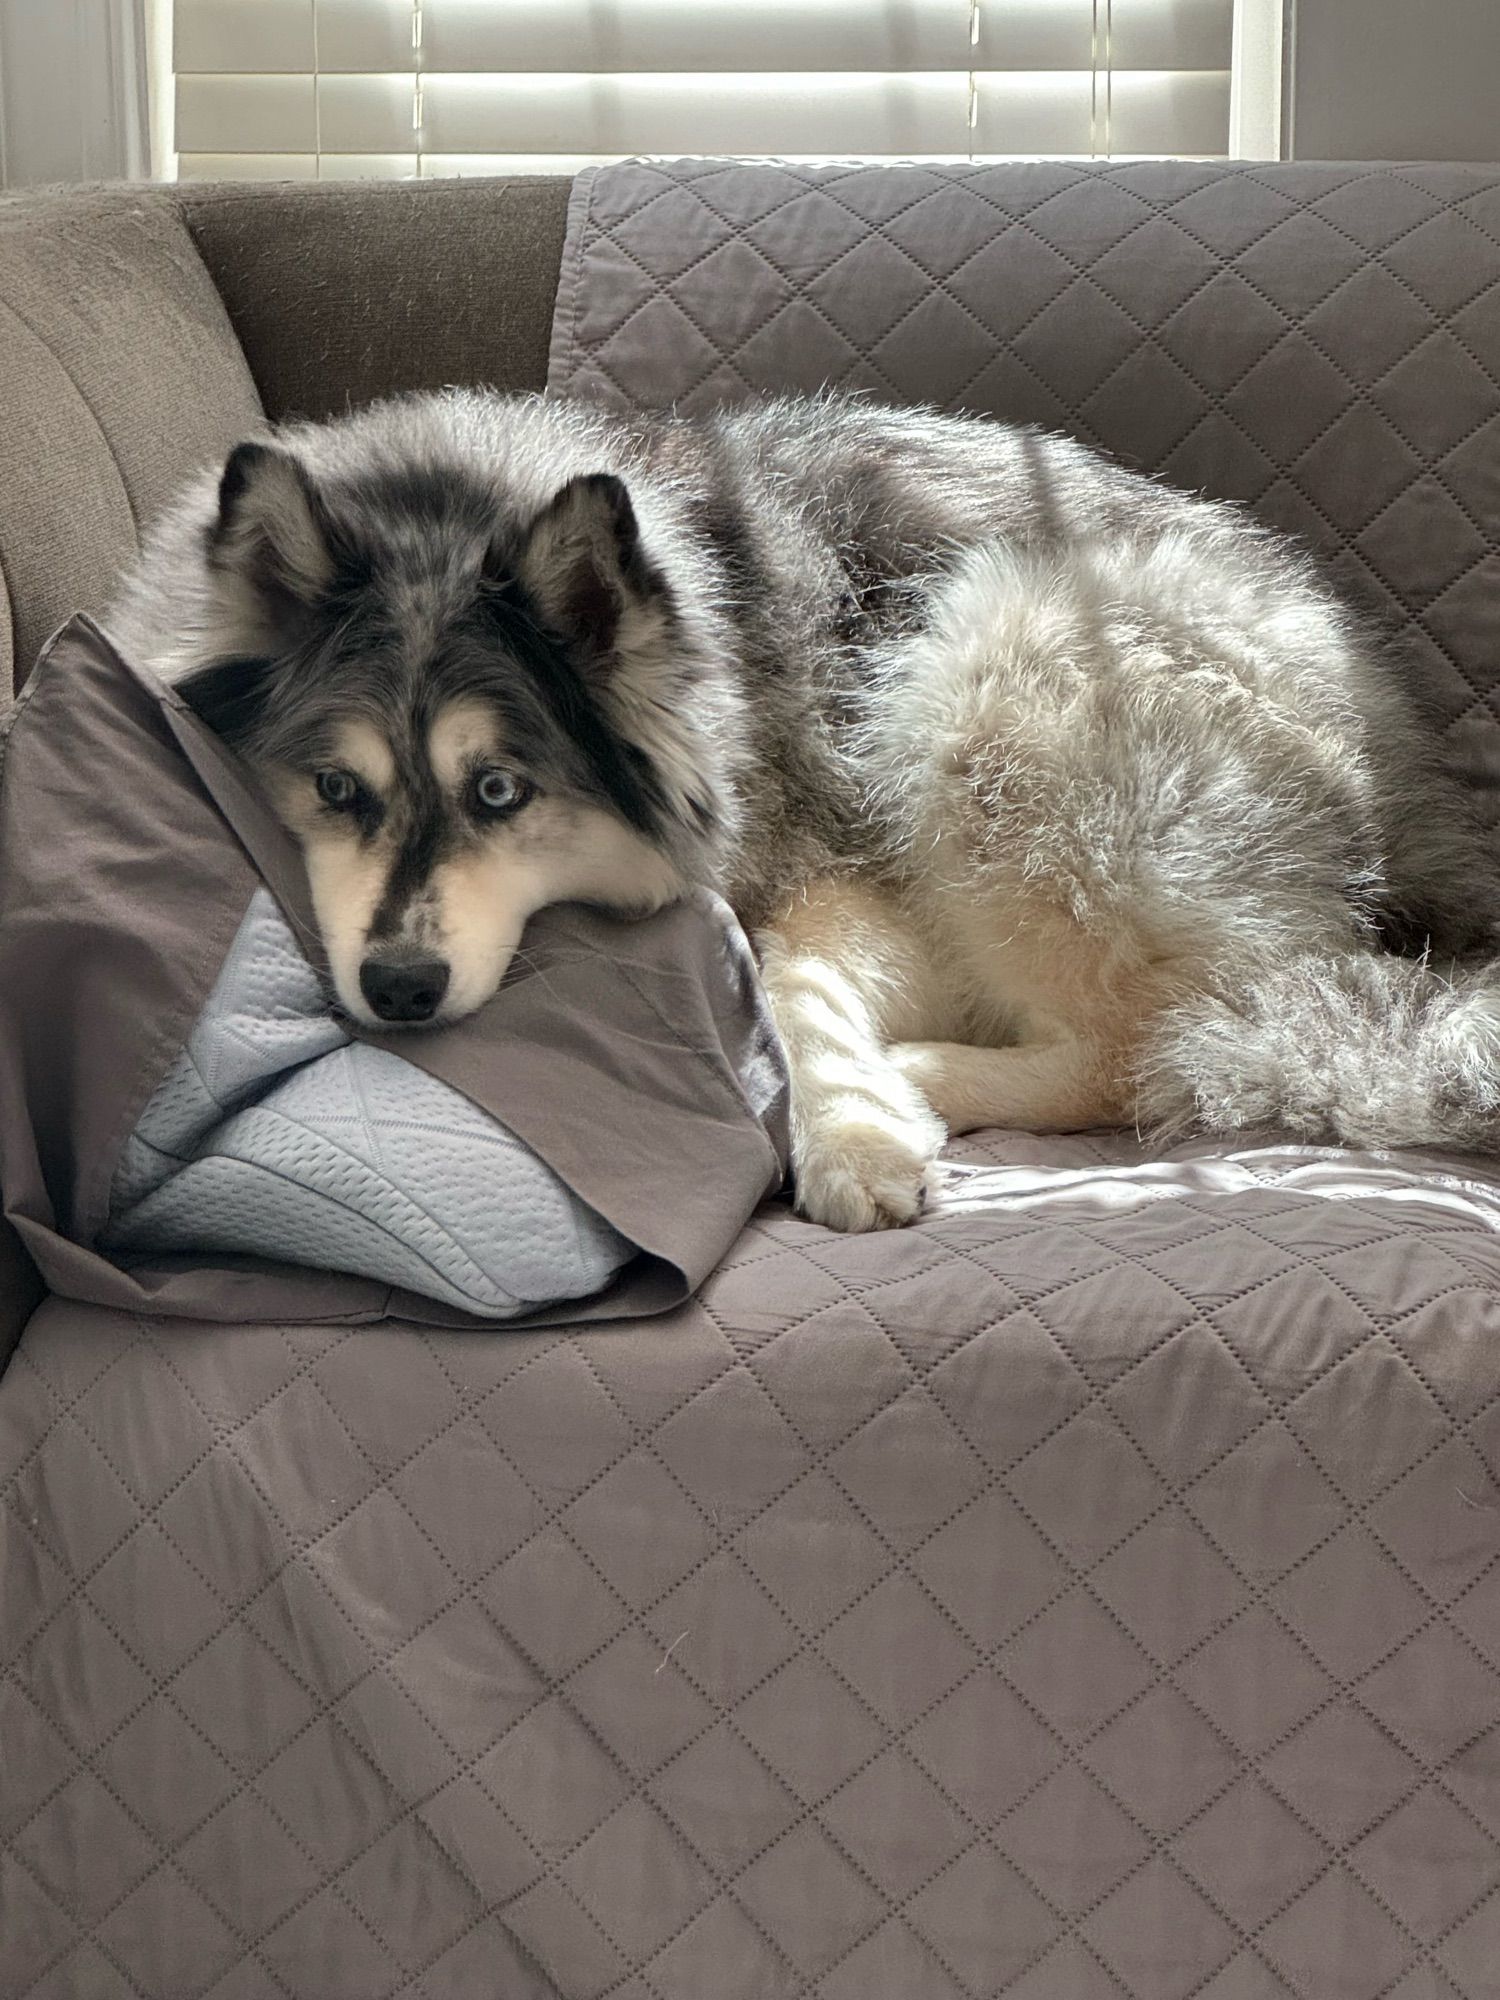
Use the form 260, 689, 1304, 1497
209, 440, 333, 608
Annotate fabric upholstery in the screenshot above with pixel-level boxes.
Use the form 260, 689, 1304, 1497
6, 163, 1500, 1999
0, 186, 262, 699
5, 1127, 1500, 1997
551, 158, 1500, 822
0, 175, 570, 708
178, 176, 571, 424
0, 160, 277, 1336
0, 174, 570, 1343
0, 1206, 42, 1375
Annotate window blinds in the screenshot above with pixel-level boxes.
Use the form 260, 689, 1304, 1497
171, 0, 1242, 183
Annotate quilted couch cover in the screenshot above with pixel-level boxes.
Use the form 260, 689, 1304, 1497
3, 163, 1500, 2000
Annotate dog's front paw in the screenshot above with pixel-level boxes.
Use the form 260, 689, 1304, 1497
793, 1108, 945, 1232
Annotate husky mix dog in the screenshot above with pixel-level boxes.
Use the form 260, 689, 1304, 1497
111, 390, 1500, 1233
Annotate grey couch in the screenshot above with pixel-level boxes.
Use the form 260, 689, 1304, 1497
5, 165, 1500, 1999
0, 175, 572, 1354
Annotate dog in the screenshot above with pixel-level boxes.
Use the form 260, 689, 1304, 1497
110, 388, 1500, 1233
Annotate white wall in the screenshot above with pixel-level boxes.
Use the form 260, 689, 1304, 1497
1290, 0, 1500, 160
0, 0, 148, 188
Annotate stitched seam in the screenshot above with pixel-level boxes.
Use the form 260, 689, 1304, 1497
11, 1168, 1500, 1984
563, 160, 1500, 777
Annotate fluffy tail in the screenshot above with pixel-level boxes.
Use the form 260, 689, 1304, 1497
1138, 952, 1500, 1153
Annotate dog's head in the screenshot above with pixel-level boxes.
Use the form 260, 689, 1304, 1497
175, 439, 730, 1027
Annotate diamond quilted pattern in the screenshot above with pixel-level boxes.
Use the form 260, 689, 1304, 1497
1002, 1761, 1154, 1912
10, 1775, 156, 1927
96, 1867, 246, 1997
1440, 1895, 1500, 1996
736, 1469, 893, 1628
913, 1489, 1066, 1649
1272, 1526, 1431, 1678
820, 1747, 974, 1900
648, 1549, 802, 1703
11, 158, 1500, 2000
1178, 1607, 1337, 1755
822, 1573, 976, 1730
906, 1845, 1061, 1990
552, 159, 1500, 823
341, 1818, 482, 1969
1173, 1777, 1328, 1929
1084, 1685, 1238, 1835
1084, 1854, 1241, 1999
569, 1629, 719, 1778
1262, 1702, 1423, 1844
650, 1724, 800, 1875
9, 1135, 1500, 1998
825, 1389, 986, 1549
1004, 1590, 1158, 1739
1353, 1786, 1500, 1943
736, 1821, 887, 1976
1369, 1437, 1500, 1600
1260, 1869, 1415, 1999
908, 1672, 1063, 1824
735, 1653, 887, 1806
1361, 1621, 1500, 1763
1092, 1509, 1248, 1662
561, 1796, 720, 1961
818, 1918, 973, 2000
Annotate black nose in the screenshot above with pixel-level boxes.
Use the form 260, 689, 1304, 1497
359, 957, 450, 1024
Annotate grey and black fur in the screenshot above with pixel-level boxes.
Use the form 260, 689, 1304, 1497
111, 388, 1500, 1230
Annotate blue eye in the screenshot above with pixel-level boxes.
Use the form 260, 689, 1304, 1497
316, 768, 358, 808
473, 767, 532, 816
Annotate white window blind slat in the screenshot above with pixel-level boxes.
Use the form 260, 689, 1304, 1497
175, 0, 313, 73
1088, 68, 1232, 155
331, 0, 981, 72
177, 150, 323, 179
172, 0, 1247, 176
176, 0, 1236, 76
177, 74, 317, 153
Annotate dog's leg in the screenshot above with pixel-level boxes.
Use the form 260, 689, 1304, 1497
757, 876, 954, 1232
890, 1037, 1126, 1136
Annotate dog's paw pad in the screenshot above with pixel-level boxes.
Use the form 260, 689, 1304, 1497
794, 1116, 942, 1233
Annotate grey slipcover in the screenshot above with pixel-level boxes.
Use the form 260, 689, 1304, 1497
4, 167, 1500, 1999
551, 159, 1500, 817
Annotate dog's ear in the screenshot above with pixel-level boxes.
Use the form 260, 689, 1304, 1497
515, 473, 666, 666
175, 652, 279, 746
210, 440, 333, 608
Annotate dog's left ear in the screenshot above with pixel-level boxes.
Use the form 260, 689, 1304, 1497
175, 652, 279, 747
515, 473, 666, 666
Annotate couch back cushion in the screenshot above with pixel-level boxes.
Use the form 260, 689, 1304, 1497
178, 175, 571, 424
0, 187, 263, 696
551, 160, 1500, 822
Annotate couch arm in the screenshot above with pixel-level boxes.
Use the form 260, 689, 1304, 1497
0, 1212, 42, 1370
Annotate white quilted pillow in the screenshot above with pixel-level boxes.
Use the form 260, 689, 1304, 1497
103, 889, 634, 1316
